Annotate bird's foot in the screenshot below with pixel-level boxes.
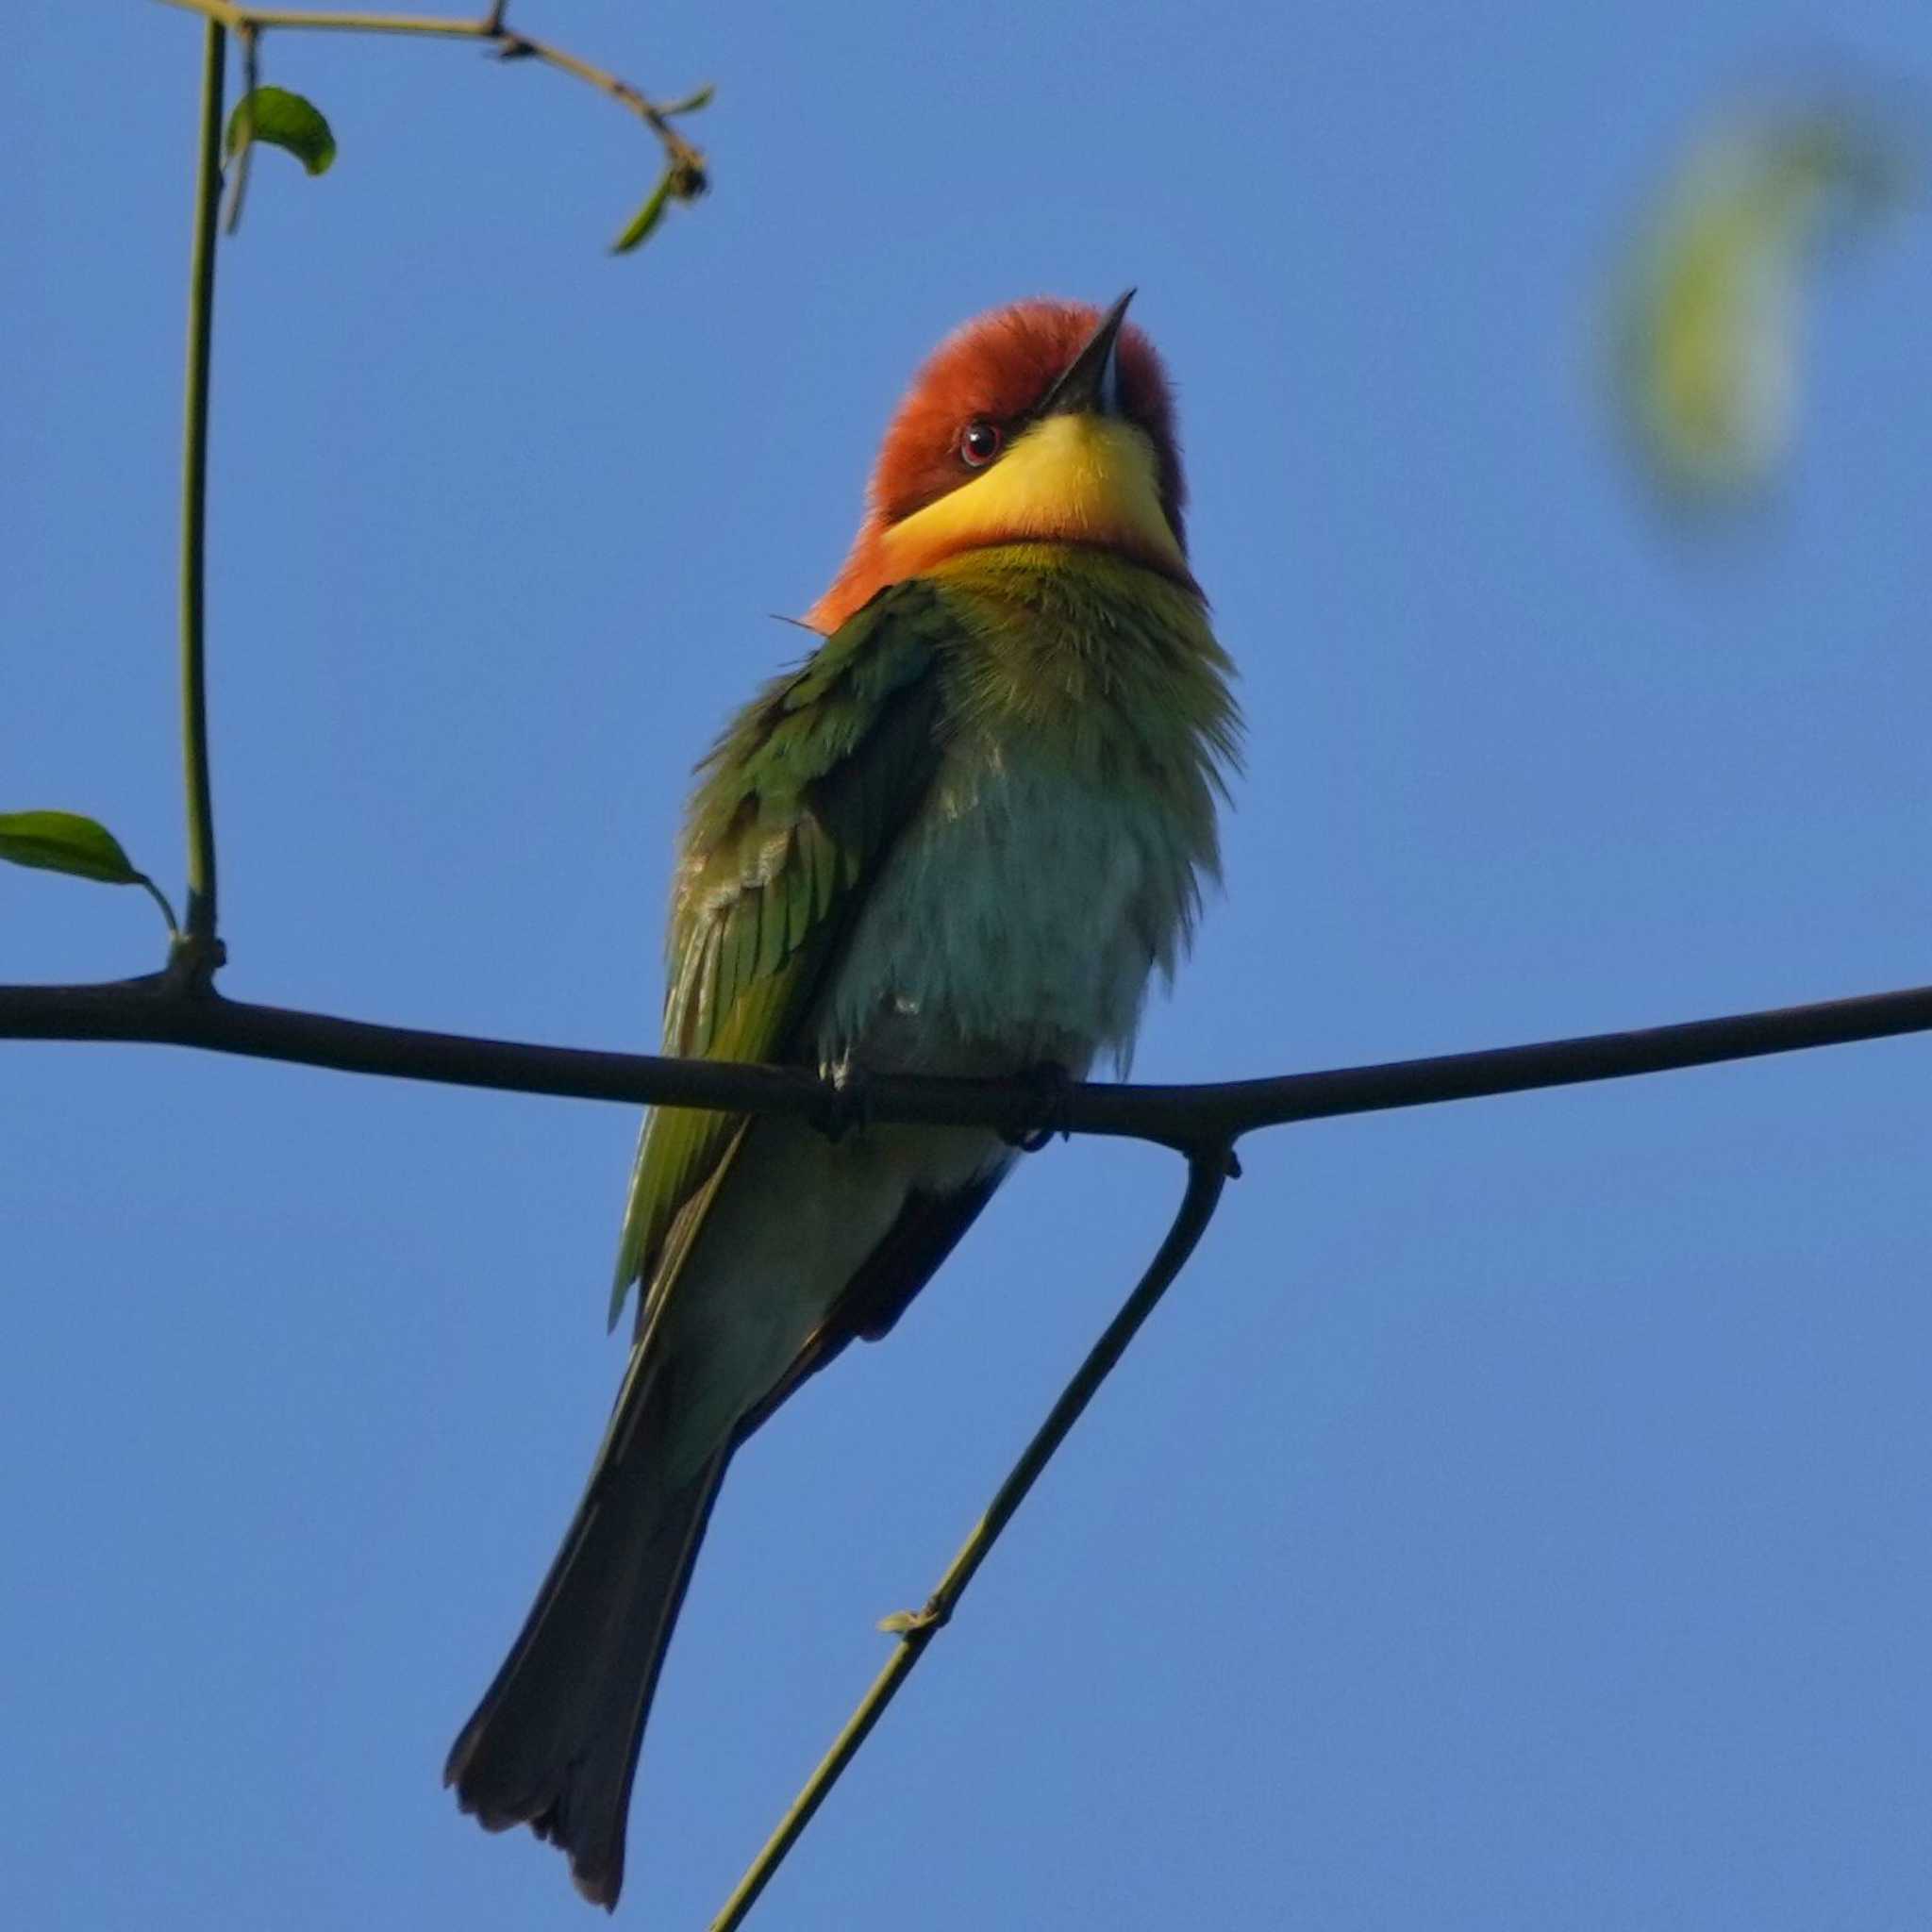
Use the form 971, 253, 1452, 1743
1000, 1059, 1073, 1154
816, 1059, 873, 1144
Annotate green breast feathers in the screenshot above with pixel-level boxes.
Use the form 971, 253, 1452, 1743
610, 544, 1240, 1325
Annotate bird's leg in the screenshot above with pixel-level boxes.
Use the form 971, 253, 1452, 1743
1000, 1059, 1073, 1154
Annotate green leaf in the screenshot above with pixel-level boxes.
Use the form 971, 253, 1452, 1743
0, 810, 180, 935
659, 82, 716, 117
0, 810, 144, 886
225, 86, 337, 178
611, 167, 676, 255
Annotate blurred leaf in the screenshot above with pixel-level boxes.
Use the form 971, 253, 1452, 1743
0, 810, 144, 886
611, 168, 676, 255
1611, 102, 1905, 507
659, 82, 716, 117
225, 85, 337, 178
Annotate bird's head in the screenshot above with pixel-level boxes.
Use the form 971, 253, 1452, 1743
808, 292, 1192, 630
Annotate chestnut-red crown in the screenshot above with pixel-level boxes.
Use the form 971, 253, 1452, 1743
867, 299, 1186, 540
808, 299, 1189, 631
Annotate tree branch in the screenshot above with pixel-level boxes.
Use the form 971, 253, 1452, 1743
152, 1, 708, 185
2, 974, 1927, 1151
708, 1149, 1232, 1932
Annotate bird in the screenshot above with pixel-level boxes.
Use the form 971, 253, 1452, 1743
444, 291, 1241, 1907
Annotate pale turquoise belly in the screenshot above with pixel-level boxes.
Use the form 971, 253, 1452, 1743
817, 741, 1195, 1077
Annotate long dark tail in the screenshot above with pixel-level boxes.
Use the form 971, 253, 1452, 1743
445, 1356, 730, 1910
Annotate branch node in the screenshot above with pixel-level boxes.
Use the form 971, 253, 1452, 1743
164, 933, 227, 997
876, 1597, 948, 1637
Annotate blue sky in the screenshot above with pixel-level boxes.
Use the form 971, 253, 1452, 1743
8, 3, 1931, 1926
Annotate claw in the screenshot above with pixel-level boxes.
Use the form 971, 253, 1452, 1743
1001, 1059, 1073, 1153
816, 1059, 874, 1144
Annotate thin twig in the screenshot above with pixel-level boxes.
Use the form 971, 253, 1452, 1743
0, 976, 1926, 1148
177, 17, 226, 974
708, 1150, 1232, 1932
152, 1, 708, 182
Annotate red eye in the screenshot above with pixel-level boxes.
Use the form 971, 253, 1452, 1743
958, 418, 1003, 467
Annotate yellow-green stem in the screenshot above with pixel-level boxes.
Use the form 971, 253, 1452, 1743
708, 1150, 1231, 1932
179, 17, 226, 956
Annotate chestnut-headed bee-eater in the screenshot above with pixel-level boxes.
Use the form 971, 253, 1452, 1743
446, 292, 1241, 1907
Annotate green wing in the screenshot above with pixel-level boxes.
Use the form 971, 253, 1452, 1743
607, 580, 956, 1330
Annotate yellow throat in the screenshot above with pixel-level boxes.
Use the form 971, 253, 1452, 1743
876, 413, 1187, 582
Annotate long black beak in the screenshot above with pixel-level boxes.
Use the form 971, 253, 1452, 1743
1037, 288, 1134, 418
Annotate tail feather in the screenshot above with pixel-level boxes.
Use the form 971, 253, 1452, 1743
448, 1134, 1008, 1906
445, 1362, 730, 1909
